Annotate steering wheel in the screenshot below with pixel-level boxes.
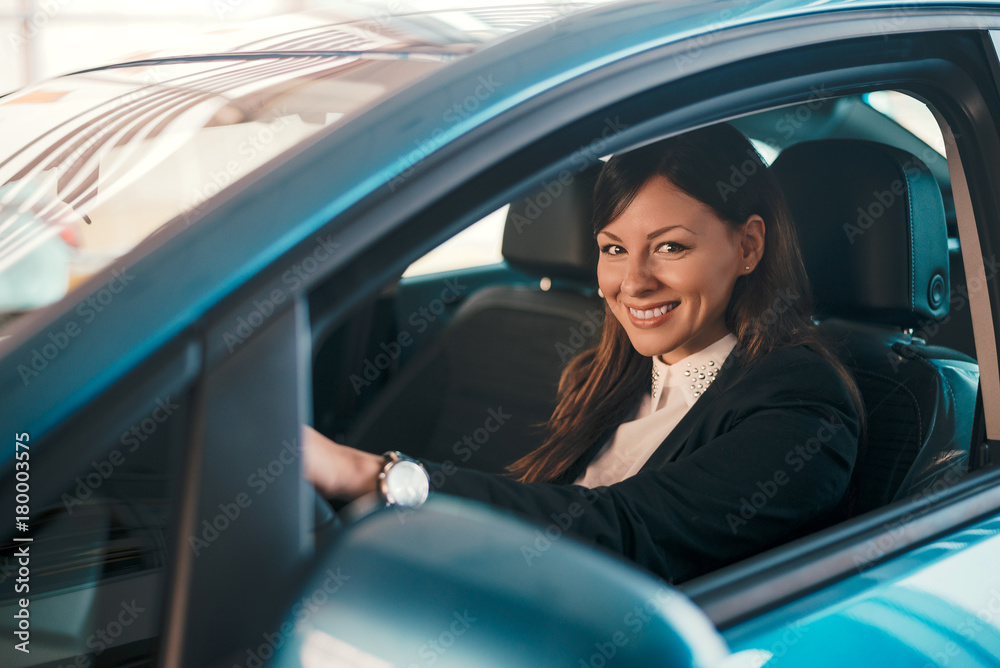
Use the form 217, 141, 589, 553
310, 485, 341, 545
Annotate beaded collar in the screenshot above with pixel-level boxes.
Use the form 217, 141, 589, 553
650, 333, 739, 406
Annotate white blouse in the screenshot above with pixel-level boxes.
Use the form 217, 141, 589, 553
574, 333, 739, 488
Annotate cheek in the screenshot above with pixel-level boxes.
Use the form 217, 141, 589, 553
667, 260, 735, 305
596, 261, 618, 295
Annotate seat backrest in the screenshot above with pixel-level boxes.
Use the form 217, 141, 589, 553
348, 165, 605, 473
772, 140, 979, 514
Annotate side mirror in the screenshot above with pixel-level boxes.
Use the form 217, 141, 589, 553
270, 496, 733, 667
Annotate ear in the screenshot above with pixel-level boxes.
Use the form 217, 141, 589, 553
739, 214, 765, 273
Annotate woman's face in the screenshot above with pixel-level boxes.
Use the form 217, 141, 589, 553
596, 175, 761, 364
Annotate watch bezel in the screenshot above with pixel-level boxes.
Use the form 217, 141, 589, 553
378, 451, 430, 508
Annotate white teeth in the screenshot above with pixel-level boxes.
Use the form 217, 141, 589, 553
629, 303, 677, 319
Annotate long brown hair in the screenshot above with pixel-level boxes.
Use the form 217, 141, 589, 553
508, 123, 864, 483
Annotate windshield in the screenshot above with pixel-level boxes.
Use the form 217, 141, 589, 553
0, 53, 444, 328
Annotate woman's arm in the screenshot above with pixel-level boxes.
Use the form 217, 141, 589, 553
305, 347, 860, 583
303, 424, 383, 500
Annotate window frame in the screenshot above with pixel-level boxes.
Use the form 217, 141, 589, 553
286, 27, 1000, 629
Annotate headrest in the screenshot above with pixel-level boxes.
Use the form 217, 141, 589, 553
771, 139, 949, 328
501, 163, 603, 283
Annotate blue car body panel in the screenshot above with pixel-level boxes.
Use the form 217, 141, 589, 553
726, 514, 1000, 665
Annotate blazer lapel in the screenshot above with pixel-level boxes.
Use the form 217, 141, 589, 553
639, 351, 751, 471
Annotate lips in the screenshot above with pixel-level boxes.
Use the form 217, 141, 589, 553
625, 301, 679, 328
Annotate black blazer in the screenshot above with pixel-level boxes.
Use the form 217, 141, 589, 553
422, 344, 860, 583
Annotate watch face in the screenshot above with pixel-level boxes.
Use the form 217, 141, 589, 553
385, 460, 429, 507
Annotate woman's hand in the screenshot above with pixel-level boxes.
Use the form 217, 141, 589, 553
302, 425, 384, 501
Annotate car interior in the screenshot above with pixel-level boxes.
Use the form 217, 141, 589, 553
309, 90, 984, 556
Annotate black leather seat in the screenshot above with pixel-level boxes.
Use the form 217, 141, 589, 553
772, 140, 979, 515
348, 165, 605, 473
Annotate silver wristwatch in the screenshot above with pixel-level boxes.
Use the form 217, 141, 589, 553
377, 451, 430, 508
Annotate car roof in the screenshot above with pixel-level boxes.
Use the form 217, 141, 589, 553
0, 0, 995, 446
57, 3, 608, 73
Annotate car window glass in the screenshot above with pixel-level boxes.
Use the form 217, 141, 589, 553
0, 55, 444, 325
0, 394, 187, 668
864, 90, 947, 156
402, 205, 507, 277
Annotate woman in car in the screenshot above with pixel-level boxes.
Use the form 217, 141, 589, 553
304, 123, 863, 583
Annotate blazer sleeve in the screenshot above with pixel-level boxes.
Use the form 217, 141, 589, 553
420, 347, 859, 583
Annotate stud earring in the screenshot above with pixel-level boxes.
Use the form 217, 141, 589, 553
745, 266, 750, 271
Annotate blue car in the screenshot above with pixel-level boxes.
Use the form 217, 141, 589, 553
1, 1, 999, 666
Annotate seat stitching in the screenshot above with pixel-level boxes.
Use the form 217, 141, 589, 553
885, 148, 917, 312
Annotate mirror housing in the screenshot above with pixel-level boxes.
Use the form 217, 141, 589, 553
271, 496, 731, 667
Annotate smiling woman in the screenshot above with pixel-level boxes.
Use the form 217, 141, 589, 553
594, 176, 762, 362
305, 123, 864, 583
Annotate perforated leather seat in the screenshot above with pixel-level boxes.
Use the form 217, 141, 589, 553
771, 140, 979, 515
348, 165, 605, 473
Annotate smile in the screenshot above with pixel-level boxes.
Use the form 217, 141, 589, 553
626, 302, 679, 328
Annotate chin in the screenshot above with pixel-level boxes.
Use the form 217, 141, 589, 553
626, 334, 680, 359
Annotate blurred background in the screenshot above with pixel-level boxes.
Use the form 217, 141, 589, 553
0, 0, 468, 94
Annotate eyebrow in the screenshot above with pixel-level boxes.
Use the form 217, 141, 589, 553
598, 225, 692, 242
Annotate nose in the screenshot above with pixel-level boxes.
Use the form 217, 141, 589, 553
621, 254, 658, 296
